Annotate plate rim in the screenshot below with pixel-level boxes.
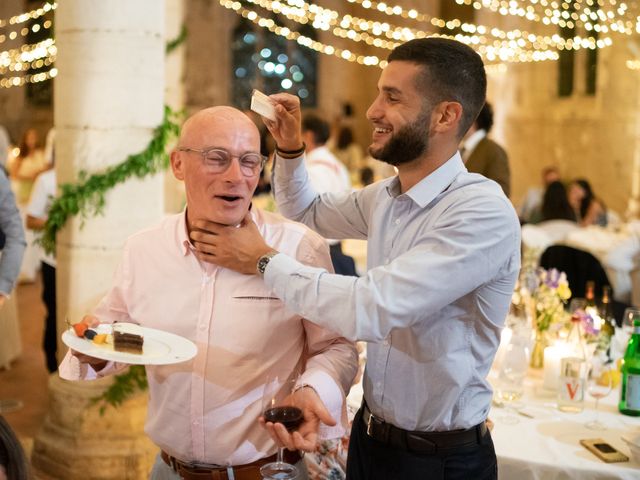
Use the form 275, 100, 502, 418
61, 323, 197, 366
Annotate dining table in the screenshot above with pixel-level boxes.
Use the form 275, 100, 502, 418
489, 368, 640, 480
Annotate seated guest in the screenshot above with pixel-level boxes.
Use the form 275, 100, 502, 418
568, 178, 608, 227
537, 180, 579, 244
518, 165, 560, 224
59, 106, 357, 480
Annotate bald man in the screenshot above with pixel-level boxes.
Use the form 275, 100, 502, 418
59, 107, 357, 480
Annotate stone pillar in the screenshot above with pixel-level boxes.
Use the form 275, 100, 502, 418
164, 0, 186, 214
32, 1, 165, 478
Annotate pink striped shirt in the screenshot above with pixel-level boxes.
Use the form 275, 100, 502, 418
59, 208, 357, 466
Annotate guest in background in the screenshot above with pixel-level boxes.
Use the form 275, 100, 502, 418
518, 165, 560, 224
359, 166, 374, 187
0, 415, 28, 480
541, 181, 576, 222
0, 126, 10, 176
26, 161, 57, 373
302, 113, 358, 277
461, 101, 511, 197
535, 180, 580, 245
568, 178, 608, 227
8, 129, 47, 205
0, 169, 26, 369
331, 126, 364, 179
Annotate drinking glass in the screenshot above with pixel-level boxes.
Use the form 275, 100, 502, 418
585, 358, 613, 430
260, 374, 303, 479
495, 327, 530, 424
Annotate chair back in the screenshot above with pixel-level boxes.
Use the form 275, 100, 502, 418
539, 245, 611, 299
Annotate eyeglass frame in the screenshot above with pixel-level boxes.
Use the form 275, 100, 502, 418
177, 146, 267, 177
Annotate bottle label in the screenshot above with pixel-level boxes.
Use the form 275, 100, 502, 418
626, 374, 640, 410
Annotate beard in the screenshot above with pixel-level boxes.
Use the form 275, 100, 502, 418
369, 111, 431, 167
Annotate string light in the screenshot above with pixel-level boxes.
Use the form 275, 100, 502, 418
0, 19, 53, 45
0, 66, 57, 89
0, 2, 56, 29
245, 0, 607, 59
220, 0, 561, 65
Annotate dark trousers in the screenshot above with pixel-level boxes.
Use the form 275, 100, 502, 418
346, 407, 497, 480
329, 242, 358, 277
41, 262, 57, 373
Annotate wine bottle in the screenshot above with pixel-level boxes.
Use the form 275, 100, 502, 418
619, 319, 640, 416
598, 285, 615, 353
585, 280, 596, 308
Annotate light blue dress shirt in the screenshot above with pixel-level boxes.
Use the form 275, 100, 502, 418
267, 152, 521, 431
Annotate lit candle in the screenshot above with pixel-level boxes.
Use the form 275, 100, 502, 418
543, 341, 570, 390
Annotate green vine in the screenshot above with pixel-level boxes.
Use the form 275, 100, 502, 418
166, 24, 188, 54
89, 365, 148, 415
39, 106, 182, 255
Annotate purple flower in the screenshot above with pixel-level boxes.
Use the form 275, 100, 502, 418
545, 268, 561, 289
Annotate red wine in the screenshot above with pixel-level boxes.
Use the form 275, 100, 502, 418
264, 406, 303, 432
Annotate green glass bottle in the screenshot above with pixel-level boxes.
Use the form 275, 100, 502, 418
619, 319, 640, 416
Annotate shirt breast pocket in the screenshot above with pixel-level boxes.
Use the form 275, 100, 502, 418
231, 286, 280, 303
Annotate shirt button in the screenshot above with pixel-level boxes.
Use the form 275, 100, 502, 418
395, 219, 400, 225
383, 339, 389, 346
199, 323, 207, 331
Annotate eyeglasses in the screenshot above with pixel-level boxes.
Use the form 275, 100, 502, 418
177, 147, 266, 177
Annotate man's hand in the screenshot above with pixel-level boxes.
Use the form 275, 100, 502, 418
190, 213, 274, 274
263, 93, 304, 152
260, 386, 336, 452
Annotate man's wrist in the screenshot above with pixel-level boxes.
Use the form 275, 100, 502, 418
276, 142, 305, 159
256, 250, 279, 276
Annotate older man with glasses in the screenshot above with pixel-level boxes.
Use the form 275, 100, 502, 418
59, 106, 357, 480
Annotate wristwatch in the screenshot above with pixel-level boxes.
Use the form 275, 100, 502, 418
256, 251, 278, 276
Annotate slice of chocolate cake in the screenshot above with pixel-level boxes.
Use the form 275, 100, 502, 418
113, 324, 144, 354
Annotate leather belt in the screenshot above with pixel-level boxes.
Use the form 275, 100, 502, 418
362, 404, 488, 455
160, 449, 302, 480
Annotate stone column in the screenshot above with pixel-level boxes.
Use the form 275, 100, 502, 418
31, 1, 165, 479
164, 0, 186, 214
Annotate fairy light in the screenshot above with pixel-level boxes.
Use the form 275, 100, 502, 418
219, 0, 563, 66
0, 18, 53, 45
0, 66, 57, 89
247, 0, 607, 58
0, 2, 57, 29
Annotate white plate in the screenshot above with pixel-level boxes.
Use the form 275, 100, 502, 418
61, 323, 198, 365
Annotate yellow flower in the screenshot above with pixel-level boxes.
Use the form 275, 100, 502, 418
557, 283, 571, 301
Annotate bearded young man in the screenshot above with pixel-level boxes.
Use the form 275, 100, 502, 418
191, 38, 521, 479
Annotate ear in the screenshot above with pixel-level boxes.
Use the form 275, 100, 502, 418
170, 150, 185, 181
431, 101, 463, 135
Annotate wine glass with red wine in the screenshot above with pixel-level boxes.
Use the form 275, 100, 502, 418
260, 373, 303, 479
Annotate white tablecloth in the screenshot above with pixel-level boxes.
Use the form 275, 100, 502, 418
490, 369, 640, 480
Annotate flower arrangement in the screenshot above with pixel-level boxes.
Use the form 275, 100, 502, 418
532, 268, 572, 333
512, 267, 572, 333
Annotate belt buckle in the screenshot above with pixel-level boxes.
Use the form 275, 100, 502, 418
365, 409, 388, 442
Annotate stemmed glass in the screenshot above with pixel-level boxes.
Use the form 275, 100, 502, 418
585, 357, 613, 430
260, 373, 303, 479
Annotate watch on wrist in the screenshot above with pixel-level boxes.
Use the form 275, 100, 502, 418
256, 251, 278, 276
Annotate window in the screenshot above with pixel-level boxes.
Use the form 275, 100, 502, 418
232, 15, 317, 109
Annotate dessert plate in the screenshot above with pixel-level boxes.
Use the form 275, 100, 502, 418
61, 323, 198, 365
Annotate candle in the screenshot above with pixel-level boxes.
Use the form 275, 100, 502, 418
543, 341, 570, 390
